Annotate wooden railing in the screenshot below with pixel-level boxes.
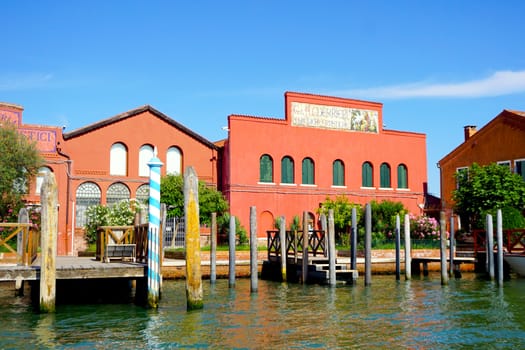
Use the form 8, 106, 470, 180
95, 224, 151, 263
267, 229, 326, 261
472, 229, 525, 254
0, 223, 39, 265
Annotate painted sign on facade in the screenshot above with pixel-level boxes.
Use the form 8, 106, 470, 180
0, 108, 21, 126
18, 128, 57, 152
291, 102, 379, 133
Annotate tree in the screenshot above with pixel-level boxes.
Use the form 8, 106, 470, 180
0, 123, 43, 220
318, 195, 361, 242
160, 174, 229, 225
453, 163, 525, 229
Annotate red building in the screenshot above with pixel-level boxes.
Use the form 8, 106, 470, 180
3, 103, 218, 255
5, 91, 429, 253
222, 92, 428, 237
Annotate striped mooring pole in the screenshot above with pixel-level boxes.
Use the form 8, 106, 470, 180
147, 149, 163, 308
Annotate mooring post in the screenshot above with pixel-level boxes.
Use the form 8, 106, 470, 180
40, 172, 58, 313
250, 206, 258, 293
486, 214, 494, 280
351, 207, 357, 271
16, 208, 29, 296
228, 215, 236, 288
364, 203, 372, 286
17, 208, 28, 265
328, 209, 336, 287
210, 212, 217, 284
440, 211, 449, 285
184, 166, 203, 310
301, 211, 309, 284
320, 214, 327, 257
496, 209, 504, 286
279, 216, 287, 282
147, 150, 163, 309
395, 214, 401, 281
449, 214, 455, 277
404, 213, 411, 280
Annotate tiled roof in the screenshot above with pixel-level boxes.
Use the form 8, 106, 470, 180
63, 105, 217, 149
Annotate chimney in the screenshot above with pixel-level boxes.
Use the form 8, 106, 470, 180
464, 125, 477, 141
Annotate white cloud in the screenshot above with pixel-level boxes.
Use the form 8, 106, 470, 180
0, 73, 53, 91
339, 70, 525, 99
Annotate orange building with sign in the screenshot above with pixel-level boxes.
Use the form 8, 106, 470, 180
222, 92, 428, 236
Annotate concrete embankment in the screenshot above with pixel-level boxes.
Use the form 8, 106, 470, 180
161, 249, 473, 279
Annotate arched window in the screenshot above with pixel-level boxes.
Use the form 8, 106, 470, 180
75, 182, 101, 228
110, 142, 127, 176
35, 166, 52, 195
380, 163, 391, 188
302, 157, 315, 185
259, 154, 273, 183
397, 164, 408, 189
106, 182, 131, 206
139, 145, 154, 177
281, 156, 294, 184
362, 162, 373, 187
136, 184, 150, 204
332, 160, 345, 186
166, 146, 182, 175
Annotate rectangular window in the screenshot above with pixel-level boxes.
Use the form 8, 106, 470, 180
515, 159, 525, 182
456, 167, 468, 189
497, 160, 511, 169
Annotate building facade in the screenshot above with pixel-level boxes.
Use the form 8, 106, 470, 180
222, 92, 428, 237
5, 91, 429, 253
438, 109, 525, 213
3, 103, 218, 255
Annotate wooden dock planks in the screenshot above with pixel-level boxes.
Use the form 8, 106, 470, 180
0, 257, 146, 282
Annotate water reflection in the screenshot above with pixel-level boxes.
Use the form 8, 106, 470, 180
1, 276, 525, 348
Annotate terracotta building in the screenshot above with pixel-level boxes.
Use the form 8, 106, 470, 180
3, 103, 218, 255
221, 92, 428, 237
438, 109, 525, 214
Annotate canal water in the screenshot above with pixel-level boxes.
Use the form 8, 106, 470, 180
0, 274, 524, 349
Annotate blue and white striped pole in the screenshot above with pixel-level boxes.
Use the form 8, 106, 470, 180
147, 148, 163, 308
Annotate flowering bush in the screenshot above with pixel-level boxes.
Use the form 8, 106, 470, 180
85, 199, 143, 245
409, 214, 440, 240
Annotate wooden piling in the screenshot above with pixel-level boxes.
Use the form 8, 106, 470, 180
496, 209, 504, 286
351, 207, 357, 271
210, 212, 217, 284
320, 214, 327, 258
16, 208, 29, 296
279, 216, 287, 282
184, 166, 203, 310
301, 211, 309, 284
40, 172, 58, 313
364, 203, 372, 286
440, 211, 449, 285
250, 206, 258, 293
328, 209, 336, 286
404, 213, 411, 280
449, 214, 455, 277
486, 214, 494, 280
395, 214, 401, 280
228, 215, 236, 288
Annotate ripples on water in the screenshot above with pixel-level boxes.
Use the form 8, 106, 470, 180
0, 274, 524, 349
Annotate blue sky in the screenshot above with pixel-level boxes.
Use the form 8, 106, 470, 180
3, 1, 525, 196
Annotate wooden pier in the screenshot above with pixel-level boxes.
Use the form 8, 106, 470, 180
0, 257, 146, 282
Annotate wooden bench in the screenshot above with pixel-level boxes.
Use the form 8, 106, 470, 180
103, 244, 136, 263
